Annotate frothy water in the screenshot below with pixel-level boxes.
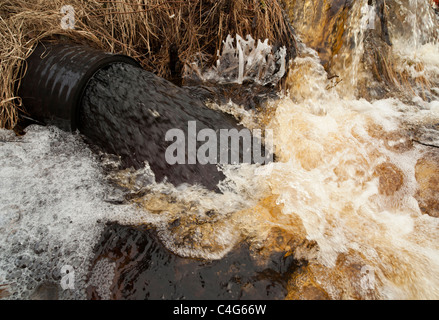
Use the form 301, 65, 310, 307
2, 1, 439, 300
0, 126, 266, 299
184, 34, 287, 86
265, 65, 439, 299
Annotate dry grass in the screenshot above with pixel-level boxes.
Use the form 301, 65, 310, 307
0, 0, 295, 129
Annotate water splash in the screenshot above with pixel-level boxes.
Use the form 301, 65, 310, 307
2, 0, 439, 301
184, 34, 287, 86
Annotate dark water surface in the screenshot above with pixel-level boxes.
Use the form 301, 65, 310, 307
86, 223, 304, 300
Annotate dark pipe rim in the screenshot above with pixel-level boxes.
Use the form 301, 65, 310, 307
72, 54, 141, 131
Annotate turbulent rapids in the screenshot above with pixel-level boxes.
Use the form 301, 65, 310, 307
1, 0, 439, 300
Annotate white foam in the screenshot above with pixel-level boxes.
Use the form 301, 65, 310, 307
0, 126, 147, 299
2, 3, 439, 299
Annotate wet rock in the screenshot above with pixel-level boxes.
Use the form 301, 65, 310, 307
0, 285, 10, 299
366, 122, 414, 153
286, 266, 330, 300
282, 0, 437, 100
282, 0, 356, 71
415, 152, 439, 218
183, 81, 281, 111
374, 162, 404, 196
287, 250, 380, 300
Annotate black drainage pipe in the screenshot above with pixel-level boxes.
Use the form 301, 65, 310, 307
19, 43, 267, 191
19, 43, 140, 132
